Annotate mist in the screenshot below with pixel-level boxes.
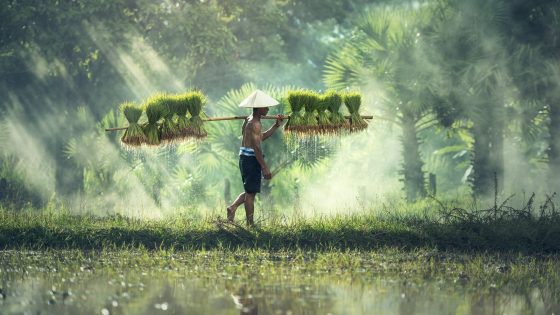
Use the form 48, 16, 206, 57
298, 91, 403, 215
1, 0, 559, 218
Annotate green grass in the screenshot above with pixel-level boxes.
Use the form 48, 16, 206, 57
1, 195, 559, 252
1, 247, 559, 283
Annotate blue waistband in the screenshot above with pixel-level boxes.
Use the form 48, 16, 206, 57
239, 147, 255, 157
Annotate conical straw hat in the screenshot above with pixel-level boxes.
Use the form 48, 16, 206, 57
238, 89, 279, 108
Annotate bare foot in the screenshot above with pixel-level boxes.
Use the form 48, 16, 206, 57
227, 206, 235, 222
246, 216, 254, 227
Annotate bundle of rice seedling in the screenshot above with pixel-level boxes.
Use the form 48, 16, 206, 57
174, 92, 192, 139
159, 94, 180, 144
316, 94, 332, 134
142, 93, 166, 145
120, 101, 146, 147
302, 90, 319, 132
284, 90, 306, 133
324, 91, 347, 133
343, 92, 368, 131
187, 91, 207, 139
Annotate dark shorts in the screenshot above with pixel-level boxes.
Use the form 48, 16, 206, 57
239, 155, 261, 194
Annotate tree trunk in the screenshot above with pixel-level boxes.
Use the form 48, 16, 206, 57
400, 113, 426, 202
471, 125, 493, 196
471, 103, 504, 197
547, 101, 560, 190
492, 114, 505, 195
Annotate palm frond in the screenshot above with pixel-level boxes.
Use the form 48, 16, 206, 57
215, 83, 258, 116
323, 45, 364, 90
98, 108, 125, 131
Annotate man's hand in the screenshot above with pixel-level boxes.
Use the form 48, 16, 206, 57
262, 167, 272, 180
274, 115, 284, 128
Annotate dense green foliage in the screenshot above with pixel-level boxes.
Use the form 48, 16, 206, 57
0, 0, 367, 208
323, 0, 560, 201
1, 0, 560, 213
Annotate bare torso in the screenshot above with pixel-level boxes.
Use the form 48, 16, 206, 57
241, 116, 262, 149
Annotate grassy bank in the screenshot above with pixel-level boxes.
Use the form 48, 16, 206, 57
1, 248, 559, 285
1, 195, 560, 252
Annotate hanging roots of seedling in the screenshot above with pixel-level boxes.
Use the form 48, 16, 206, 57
120, 101, 146, 147
143, 93, 166, 146
159, 94, 180, 144
187, 91, 208, 139
344, 91, 368, 132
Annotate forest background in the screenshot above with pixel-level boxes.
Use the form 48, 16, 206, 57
1, 0, 559, 219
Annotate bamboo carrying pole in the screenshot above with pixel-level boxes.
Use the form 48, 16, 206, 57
105, 115, 373, 132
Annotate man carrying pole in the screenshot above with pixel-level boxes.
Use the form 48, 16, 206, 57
226, 90, 284, 226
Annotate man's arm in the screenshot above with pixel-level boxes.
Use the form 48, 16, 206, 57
262, 116, 283, 141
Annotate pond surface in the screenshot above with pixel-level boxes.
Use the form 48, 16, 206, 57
0, 250, 558, 315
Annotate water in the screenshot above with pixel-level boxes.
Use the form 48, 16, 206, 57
3, 276, 556, 314
0, 251, 558, 315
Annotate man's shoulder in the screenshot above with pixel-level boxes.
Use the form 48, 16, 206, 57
246, 118, 262, 129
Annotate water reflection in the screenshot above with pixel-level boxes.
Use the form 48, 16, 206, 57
1, 275, 558, 314
0, 258, 559, 314
231, 285, 258, 314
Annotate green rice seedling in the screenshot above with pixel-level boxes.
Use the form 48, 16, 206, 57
285, 90, 306, 134
343, 92, 368, 132
159, 94, 180, 144
120, 102, 146, 147
302, 90, 319, 133
187, 91, 207, 139
143, 93, 166, 145
316, 95, 332, 134
174, 92, 192, 139
324, 91, 347, 134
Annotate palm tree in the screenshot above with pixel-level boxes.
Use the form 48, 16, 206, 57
324, 7, 435, 201
504, 1, 560, 190
425, 0, 510, 196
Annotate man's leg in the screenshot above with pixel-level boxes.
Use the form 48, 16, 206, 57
244, 193, 256, 226
227, 192, 246, 222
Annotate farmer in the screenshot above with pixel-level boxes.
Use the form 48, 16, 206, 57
227, 90, 284, 226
